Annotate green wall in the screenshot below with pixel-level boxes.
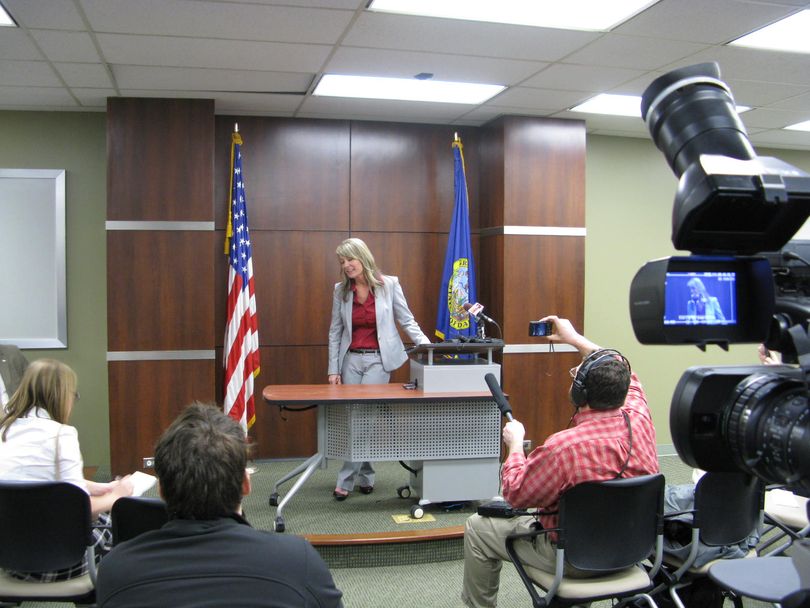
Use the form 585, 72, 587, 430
2, 111, 809, 465
0, 111, 109, 466
585, 134, 810, 445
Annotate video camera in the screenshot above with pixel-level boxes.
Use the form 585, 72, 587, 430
628, 62, 810, 495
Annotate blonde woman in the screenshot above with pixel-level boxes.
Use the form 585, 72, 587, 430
327, 238, 430, 500
0, 359, 133, 581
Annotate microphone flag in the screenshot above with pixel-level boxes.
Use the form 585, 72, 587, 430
435, 134, 478, 341
224, 128, 260, 433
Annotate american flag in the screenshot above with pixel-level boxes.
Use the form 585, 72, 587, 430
224, 130, 260, 432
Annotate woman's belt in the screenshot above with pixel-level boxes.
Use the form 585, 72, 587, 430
349, 348, 380, 354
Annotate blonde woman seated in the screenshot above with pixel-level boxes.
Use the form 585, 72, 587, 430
0, 359, 134, 582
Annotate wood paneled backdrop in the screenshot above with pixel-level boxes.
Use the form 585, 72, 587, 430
108, 99, 585, 474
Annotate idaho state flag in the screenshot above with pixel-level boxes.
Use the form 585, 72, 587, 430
435, 135, 477, 341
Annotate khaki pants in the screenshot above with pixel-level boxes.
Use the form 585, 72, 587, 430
461, 513, 593, 608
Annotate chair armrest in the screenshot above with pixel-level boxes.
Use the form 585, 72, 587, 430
505, 527, 560, 608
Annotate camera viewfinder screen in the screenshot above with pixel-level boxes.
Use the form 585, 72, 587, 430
664, 271, 737, 326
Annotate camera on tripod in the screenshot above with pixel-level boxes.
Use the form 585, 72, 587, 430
628, 62, 810, 496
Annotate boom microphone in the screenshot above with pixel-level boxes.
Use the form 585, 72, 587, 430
463, 302, 496, 324
484, 373, 513, 421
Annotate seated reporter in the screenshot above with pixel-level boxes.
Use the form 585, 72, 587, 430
461, 316, 659, 608
0, 359, 134, 582
96, 403, 343, 608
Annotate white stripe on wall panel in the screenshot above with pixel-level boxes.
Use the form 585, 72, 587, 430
107, 350, 216, 361
106, 221, 215, 231
479, 226, 586, 237
503, 343, 578, 354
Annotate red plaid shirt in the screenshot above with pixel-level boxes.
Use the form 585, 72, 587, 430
501, 373, 658, 535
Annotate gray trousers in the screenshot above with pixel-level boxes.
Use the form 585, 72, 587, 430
335, 351, 390, 492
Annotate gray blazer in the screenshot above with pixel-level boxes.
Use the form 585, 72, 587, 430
0, 344, 29, 400
328, 275, 429, 375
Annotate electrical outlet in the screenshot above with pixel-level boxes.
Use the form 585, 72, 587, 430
522, 440, 532, 452
142, 457, 155, 469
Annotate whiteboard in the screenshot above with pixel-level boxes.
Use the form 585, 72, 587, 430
0, 169, 67, 349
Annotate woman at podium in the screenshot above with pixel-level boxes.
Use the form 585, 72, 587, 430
327, 238, 430, 501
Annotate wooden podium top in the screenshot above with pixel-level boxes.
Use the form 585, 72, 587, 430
262, 383, 493, 406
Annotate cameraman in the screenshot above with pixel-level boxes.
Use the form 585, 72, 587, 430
461, 316, 659, 608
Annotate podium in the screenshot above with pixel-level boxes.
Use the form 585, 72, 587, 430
408, 340, 503, 392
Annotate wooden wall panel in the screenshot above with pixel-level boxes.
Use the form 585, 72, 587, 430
214, 230, 348, 348
107, 98, 214, 221
213, 117, 351, 231
107, 231, 215, 350
350, 122, 479, 233
501, 353, 582, 446
502, 116, 586, 227
502, 236, 585, 344
478, 124, 505, 229
478, 235, 504, 335
109, 359, 216, 475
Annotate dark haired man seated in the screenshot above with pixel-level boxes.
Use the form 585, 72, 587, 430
97, 403, 343, 608
461, 316, 659, 608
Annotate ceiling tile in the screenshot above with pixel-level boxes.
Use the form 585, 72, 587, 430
0, 60, 62, 86
54, 63, 114, 88
522, 63, 645, 92
299, 95, 471, 122
72, 87, 116, 108
615, 0, 801, 44
113, 65, 312, 93
0, 85, 78, 107
0, 28, 43, 61
326, 47, 547, 85
81, 0, 353, 44
566, 33, 710, 70
485, 87, 590, 112
4, 0, 86, 29
96, 34, 331, 72
29, 30, 103, 63
343, 12, 600, 61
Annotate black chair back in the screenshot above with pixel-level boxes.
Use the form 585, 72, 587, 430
0, 480, 91, 573
558, 473, 665, 572
111, 496, 169, 545
694, 472, 764, 546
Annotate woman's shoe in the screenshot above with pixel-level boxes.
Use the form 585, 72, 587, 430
333, 488, 349, 501
359, 485, 374, 495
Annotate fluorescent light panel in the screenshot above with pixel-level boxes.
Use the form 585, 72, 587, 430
368, 0, 659, 32
313, 75, 505, 104
785, 120, 810, 132
730, 10, 810, 54
571, 93, 751, 118
0, 2, 16, 27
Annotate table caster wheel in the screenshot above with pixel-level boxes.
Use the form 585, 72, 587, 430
269, 492, 279, 507
275, 516, 285, 532
410, 504, 424, 519
397, 485, 411, 499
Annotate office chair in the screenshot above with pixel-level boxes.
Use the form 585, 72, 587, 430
505, 473, 666, 608
111, 496, 169, 545
655, 471, 765, 608
0, 480, 97, 606
757, 486, 810, 556
709, 514, 810, 608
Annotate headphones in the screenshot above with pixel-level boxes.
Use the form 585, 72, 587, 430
570, 348, 631, 408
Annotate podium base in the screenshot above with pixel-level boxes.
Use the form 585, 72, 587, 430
409, 359, 501, 392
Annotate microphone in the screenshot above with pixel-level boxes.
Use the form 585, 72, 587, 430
484, 373, 513, 421
463, 302, 496, 324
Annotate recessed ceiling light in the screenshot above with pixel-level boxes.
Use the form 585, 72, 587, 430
313, 74, 505, 104
368, 0, 659, 32
570, 93, 751, 118
785, 120, 810, 132
570, 94, 642, 117
0, 2, 17, 27
730, 10, 810, 54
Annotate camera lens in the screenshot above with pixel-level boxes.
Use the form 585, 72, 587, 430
723, 373, 810, 494
641, 62, 756, 178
